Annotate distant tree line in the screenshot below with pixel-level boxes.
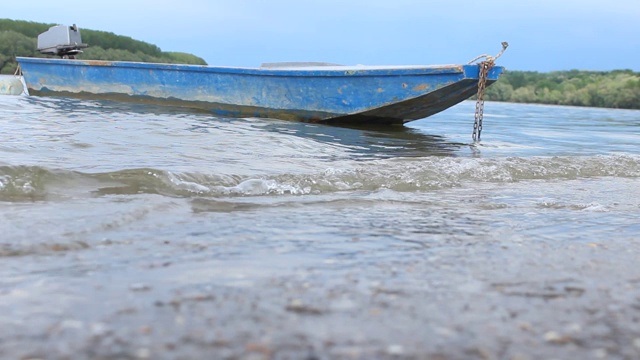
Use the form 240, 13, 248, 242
3, 19, 639, 110
0, 19, 207, 74
485, 69, 640, 110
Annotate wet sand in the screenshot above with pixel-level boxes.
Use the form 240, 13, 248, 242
2, 235, 640, 360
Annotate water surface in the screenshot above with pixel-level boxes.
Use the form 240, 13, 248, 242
1, 95, 639, 359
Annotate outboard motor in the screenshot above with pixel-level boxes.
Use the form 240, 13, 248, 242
37, 24, 88, 58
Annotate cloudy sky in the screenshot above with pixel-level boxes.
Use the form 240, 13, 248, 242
4, 0, 639, 71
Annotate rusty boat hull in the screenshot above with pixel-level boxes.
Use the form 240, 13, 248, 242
16, 57, 503, 125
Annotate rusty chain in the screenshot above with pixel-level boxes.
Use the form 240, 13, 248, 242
472, 60, 492, 142
470, 42, 509, 143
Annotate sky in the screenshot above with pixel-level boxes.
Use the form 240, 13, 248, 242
3, 0, 640, 72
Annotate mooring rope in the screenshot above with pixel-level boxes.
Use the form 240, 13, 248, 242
12, 63, 28, 95
468, 41, 509, 65
469, 42, 509, 143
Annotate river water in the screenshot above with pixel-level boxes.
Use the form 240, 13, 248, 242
1, 94, 640, 359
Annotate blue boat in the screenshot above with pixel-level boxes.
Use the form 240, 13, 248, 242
16, 26, 507, 125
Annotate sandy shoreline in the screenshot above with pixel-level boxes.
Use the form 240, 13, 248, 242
2, 234, 640, 360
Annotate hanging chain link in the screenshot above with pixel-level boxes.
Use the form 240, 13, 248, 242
472, 60, 493, 142
469, 42, 509, 143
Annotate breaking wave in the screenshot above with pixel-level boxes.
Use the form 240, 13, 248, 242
1, 153, 638, 201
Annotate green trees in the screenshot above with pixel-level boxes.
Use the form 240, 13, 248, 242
0, 19, 207, 74
80, 29, 164, 58
3, 19, 639, 110
486, 69, 640, 110
0, 29, 42, 74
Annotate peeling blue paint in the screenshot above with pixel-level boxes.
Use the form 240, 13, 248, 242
16, 57, 504, 125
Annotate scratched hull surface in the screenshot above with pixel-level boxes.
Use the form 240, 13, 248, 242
16, 57, 502, 124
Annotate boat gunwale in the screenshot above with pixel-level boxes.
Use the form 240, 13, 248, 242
15, 56, 476, 77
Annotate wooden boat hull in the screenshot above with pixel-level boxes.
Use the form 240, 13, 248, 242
16, 57, 503, 125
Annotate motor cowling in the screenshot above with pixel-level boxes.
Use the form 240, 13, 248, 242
37, 24, 88, 58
